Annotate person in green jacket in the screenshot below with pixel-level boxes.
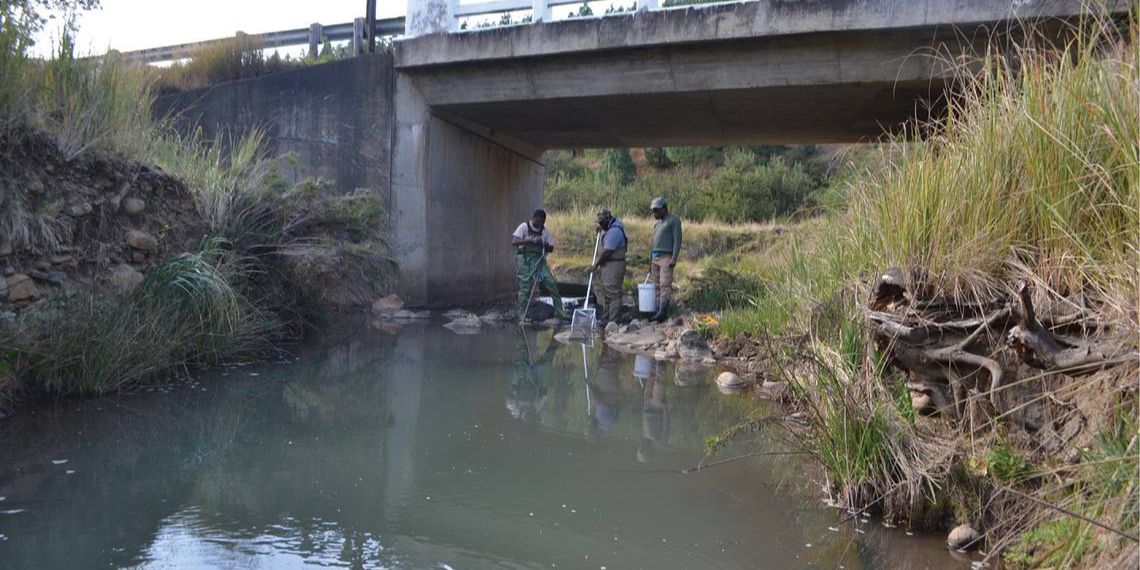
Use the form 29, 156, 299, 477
648, 196, 681, 322
512, 209, 568, 323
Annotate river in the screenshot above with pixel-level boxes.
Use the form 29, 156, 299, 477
0, 321, 966, 569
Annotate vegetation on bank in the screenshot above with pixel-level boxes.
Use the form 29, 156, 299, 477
648, 14, 1137, 568
0, 9, 390, 411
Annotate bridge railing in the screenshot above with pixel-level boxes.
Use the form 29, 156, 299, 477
121, 17, 406, 64
431, 0, 753, 34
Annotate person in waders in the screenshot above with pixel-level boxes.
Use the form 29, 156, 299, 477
512, 209, 569, 323
648, 197, 682, 323
590, 209, 627, 326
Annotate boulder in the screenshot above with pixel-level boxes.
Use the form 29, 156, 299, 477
605, 328, 666, 351
716, 371, 747, 390
678, 329, 712, 361
122, 197, 146, 215
67, 202, 93, 217
947, 524, 980, 550
443, 314, 482, 334
760, 380, 790, 399
604, 321, 620, 335
6, 274, 40, 303
525, 301, 555, 322
911, 392, 934, 414
125, 230, 158, 252
479, 309, 514, 322
371, 294, 405, 315
110, 264, 144, 294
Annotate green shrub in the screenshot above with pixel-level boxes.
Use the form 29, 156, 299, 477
600, 147, 636, 185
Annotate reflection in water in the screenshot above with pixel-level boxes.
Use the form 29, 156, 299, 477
0, 322, 961, 570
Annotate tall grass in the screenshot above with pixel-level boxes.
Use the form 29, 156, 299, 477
9, 244, 279, 396
842, 18, 1138, 301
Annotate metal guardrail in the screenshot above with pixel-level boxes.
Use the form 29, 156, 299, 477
121, 16, 405, 64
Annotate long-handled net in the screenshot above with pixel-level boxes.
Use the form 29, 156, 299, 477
569, 232, 602, 338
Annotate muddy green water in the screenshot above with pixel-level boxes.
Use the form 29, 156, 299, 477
0, 322, 965, 569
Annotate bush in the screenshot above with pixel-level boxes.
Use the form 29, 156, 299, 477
600, 147, 636, 185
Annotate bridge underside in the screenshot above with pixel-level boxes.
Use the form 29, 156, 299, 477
433, 81, 944, 149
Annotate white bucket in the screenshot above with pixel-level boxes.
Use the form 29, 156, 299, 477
637, 282, 657, 312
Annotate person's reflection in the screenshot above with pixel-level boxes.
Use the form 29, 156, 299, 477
507, 328, 558, 423
587, 345, 624, 439
637, 361, 670, 464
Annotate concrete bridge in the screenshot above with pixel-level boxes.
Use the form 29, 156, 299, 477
154, 0, 1123, 306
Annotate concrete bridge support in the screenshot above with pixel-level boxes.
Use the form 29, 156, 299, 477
392, 78, 544, 306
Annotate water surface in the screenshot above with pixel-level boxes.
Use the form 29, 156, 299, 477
0, 321, 963, 569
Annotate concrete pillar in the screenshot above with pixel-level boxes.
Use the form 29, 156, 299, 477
352, 17, 365, 56
307, 23, 322, 59
391, 74, 545, 306
405, 0, 457, 37
391, 74, 431, 304
637, 0, 658, 11
532, 0, 551, 22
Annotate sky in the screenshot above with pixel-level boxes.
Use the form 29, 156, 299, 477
34, 0, 406, 57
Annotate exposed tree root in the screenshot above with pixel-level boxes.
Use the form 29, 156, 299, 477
864, 269, 1136, 422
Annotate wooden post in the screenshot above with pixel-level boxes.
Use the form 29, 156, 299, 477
352, 17, 365, 56
308, 23, 322, 59
365, 0, 377, 53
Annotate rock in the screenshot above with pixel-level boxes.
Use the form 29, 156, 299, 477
110, 264, 145, 294
627, 320, 644, 332
47, 271, 65, 287
67, 202, 94, 217
35, 260, 50, 271
2, 266, 13, 277
605, 328, 666, 351
911, 392, 934, 414
371, 294, 405, 315
443, 309, 472, 319
604, 321, 620, 335
49, 254, 74, 266
716, 371, 747, 390
760, 380, 790, 399
677, 329, 712, 361
391, 309, 430, 320
122, 197, 146, 215
479, 309, 514, 322
947, 524, 980, 550
6, 274, 40, 303
126, 230, 158, 252
443, 314, 482, 334
1065, 448, 1082, 465
0, 239, 11, 257
1058, 415, 1084, 443
525, 302, 555, 322
0, 276, 7, 300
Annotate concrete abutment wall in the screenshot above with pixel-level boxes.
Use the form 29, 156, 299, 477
157, 55, 543, 307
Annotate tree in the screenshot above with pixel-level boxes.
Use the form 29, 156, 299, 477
1, 1, 100, 54
601, 148, 636, 185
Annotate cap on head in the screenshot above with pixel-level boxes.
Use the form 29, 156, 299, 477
596, 209, 613, 225
650, 196, 667, 210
